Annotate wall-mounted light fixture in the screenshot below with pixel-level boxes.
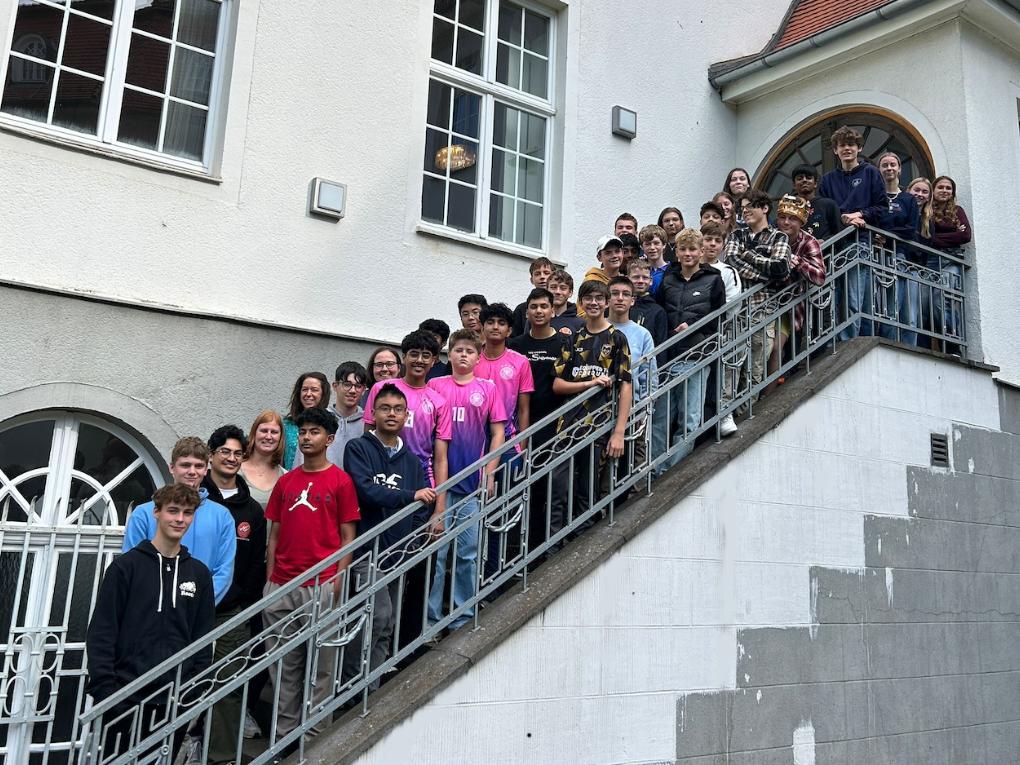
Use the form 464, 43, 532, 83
309, 178, 347, 220
612, 106, 637, 139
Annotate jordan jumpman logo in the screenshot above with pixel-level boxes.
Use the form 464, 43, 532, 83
287, 482, 318, 512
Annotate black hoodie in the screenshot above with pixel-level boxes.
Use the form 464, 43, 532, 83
86, 540, 214, 704
202, 473, 267, 613
343, 431, 429, 554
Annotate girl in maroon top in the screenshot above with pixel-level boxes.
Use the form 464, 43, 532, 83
927, 175, 971, 353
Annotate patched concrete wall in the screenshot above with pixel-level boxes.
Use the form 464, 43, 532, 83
351, 346, 1019, 764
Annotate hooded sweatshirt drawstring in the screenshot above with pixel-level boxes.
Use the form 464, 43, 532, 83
172, 556, 180, 609
157, 553, 164, 613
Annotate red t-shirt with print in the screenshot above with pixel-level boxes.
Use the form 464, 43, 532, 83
265, 464, 360, 586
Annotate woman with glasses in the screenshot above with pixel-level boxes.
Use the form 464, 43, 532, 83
280, 372, 331, 469
360, 347, 402, 408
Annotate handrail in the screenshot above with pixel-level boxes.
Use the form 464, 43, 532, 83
75, 223, 971, 765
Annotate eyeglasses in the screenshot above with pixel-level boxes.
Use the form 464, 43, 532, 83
374, 405, 407, 415
373, 361, 399, 369
338, 380, 366, 390
581, 295, 607, 303
214, 448, 244, 459
405, 350, 435, 361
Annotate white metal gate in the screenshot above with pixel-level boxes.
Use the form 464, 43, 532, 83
0, 412, 164, 764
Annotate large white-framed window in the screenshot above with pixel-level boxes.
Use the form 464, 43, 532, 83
0, 0, 231, 172
422, 0, 555, 253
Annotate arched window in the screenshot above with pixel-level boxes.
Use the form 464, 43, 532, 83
0, 411, 164, 763
757, 108, 935, 200
10, 34, 49, 84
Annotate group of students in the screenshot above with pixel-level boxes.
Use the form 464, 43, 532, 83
84, 124, 972, 764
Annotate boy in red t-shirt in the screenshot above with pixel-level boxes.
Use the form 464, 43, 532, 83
263, 407, 359, 739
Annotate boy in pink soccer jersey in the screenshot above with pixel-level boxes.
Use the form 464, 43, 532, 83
426, 329, 506, 631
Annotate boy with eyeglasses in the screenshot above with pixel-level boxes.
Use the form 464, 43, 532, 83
458, 293, 488, 334
295, 361, 367, 470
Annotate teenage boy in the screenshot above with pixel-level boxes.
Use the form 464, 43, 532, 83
791, 164, 841, 241
700, 202, 725, 228
547, 269, 585, 334
582, 235, 625, 290
295, 361, 367, 470
700, 221, 743, 438
638, 224, 670, 296
263, 407, 359, 738
614, 212, 638, 237
607, 276, 657, 473
818, 126, 885, 339
458, 294, 487, 334
619, 232, 642, 262
625, 257, 669, 354
87, 484, 214, 762
511, 257, 555, 337
551, 280, 632, 532
722, 190, 793, 403
201, 425, 267, 765
343, 384, 435, 687
427, 330, 507, 631
656, 229, 726, 471
123, 437, 235, 605
420, 318, 452, 380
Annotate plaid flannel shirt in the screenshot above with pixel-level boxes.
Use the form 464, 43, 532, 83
721, 226, 793, 318
789, 230, 826, 330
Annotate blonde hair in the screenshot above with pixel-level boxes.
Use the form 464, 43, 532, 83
244, 410, 285, 466
674, 227, 704, 250
907, 177, 933, 239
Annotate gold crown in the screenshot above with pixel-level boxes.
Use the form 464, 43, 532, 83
777, 194, 810, 223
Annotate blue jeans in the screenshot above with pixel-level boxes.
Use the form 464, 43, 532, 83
877, 260, 918, 346
650, 370, 670, 473
836, 262, 873, 340
428, 492, 480, 630
659, 361, 707, 473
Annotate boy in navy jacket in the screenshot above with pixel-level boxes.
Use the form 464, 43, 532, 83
343, 384, 435, 685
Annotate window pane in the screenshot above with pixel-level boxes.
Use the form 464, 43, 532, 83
495, 43, 520, 90
126, 33, 170, 93
518, 157, 543, 203
434, 0, 456, 20
488, 194, 513, 241
523, 10, 549, 55
70, 0, 115, 21
0, 420, 55, 476
170, 48, 213, 105
498, 2, 522, 45
521, 53, 547, 98
521, 112, 545, 158
426, 79, 451, 129
424, 128, 451, 173
447, 182, 476, 232
2, 60, 54, 121
492, 102, 518, 151
448, 139, 478, 185
108, 464, 157, 526
12, 4, 63, 64
490, 148, 516, 195
517, 202, 542, 248
455, 28, 483, 75
163, 99, 207, 160
422, 176, 446, 223
178, 0, 220, 52
450, 90, 480, 138
63, 14, 111, 77
52, 70, 101, 134
133, 0, 175, 39
118, 88, 163, 149
431, 18, 454, 65
459, 0, 485, 31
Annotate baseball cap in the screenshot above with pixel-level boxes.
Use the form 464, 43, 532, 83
595, 234, 623, 255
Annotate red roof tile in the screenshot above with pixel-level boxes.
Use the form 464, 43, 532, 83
774, 0, 894, 51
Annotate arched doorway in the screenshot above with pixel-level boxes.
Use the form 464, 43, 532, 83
757, 107, 935, 199
0, 411, 164, 764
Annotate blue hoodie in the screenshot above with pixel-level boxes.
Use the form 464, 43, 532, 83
818, 162, 886, 224
343, 431, 429, 556
122, 487, 236, 605
876, 190, 919, 245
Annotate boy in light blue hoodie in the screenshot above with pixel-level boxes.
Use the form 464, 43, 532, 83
122, 436, 235, 604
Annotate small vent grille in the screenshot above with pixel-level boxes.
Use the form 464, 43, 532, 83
930, 433, 950, 468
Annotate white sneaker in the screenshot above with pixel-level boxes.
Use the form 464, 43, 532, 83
719, 414, 738, 437
243, 709, 262, 739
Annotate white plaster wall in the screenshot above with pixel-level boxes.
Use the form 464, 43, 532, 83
352, 346, 1001, 765
0, 0, 784, 345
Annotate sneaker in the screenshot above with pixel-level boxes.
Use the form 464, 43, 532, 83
719, 414, 738, 438
182, 735, 202, 765
243, 709, 262, 739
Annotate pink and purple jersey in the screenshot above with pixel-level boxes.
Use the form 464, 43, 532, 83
475, 348, 534, 443
427, 375, 507, 495
364, 379, 452, 485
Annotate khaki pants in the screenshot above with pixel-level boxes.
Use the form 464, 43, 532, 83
262, 582, 337, 738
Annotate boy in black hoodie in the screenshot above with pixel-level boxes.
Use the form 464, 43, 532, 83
199, 425, 267, 762
343, 384, 434, 686
86, 483, 214, 761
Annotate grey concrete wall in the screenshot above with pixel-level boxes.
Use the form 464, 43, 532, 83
3, 285, 376, 456
676, 422, 1020, 764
